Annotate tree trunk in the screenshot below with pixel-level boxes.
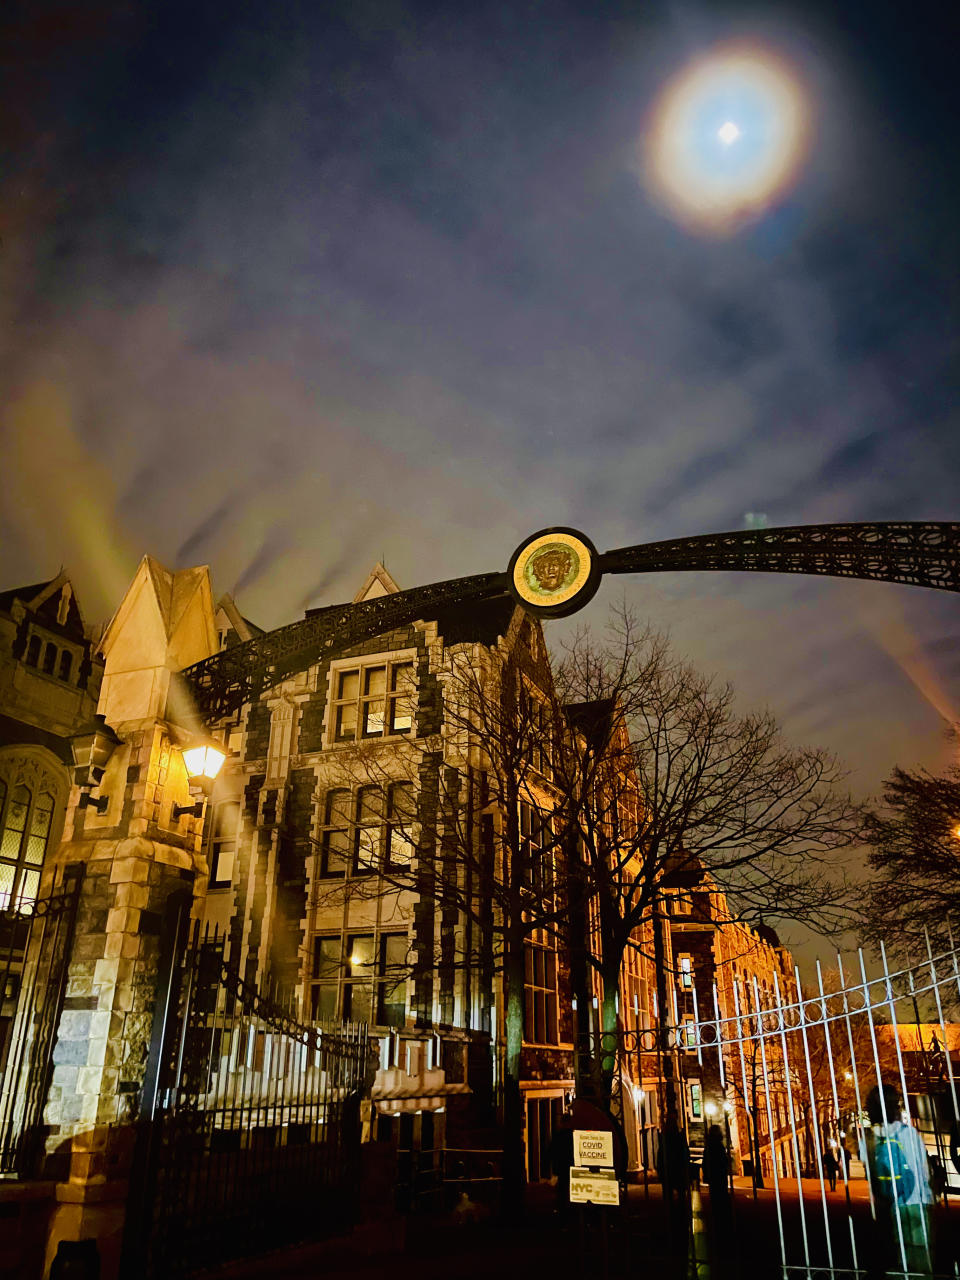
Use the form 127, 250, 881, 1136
651, 893, 678, 1126
599, 964, 620, 1106
501, 933, 526, 1220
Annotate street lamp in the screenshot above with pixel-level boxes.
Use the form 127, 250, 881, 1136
172, 738, 228, 820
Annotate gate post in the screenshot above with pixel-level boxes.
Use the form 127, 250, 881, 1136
33, 559, 220, 1279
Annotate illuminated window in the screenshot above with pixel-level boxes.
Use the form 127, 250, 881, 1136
385, 782, 416, 870
524, 941, 559, 1044
332, 660, 415, 742
208, 802, 239, 888
309, 931, 408, 1027
689, 1082, 703, 1119
682, 1017, 697, 1051
354, 787, 382, 874
319, 790, 351, 877
678, 955, 694, 989
0, 783, 54, 909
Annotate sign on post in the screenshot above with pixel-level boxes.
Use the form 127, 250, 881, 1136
569, 1167, 620, 1206
574, 1129, 614, 1169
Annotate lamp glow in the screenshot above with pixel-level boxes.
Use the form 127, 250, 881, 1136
182, 743, 227, 784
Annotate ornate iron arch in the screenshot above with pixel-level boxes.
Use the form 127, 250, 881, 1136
182, 521, 960, 720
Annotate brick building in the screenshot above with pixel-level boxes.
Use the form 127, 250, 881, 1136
666, 870, 800, 1179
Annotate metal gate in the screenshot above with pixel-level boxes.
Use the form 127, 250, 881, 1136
124, 909, 370, 1279
0, 865, 82, 1177
688, 939, 960, 1280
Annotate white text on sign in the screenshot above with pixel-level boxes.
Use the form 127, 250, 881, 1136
574, 1129, 614, 1168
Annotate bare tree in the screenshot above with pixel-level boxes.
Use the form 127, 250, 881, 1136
308, 621, 573, 1215
551, 608, 864, 1114
859, 762, 960, 959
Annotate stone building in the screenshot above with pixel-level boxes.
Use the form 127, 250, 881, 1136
170, 560, 580, 1183
0, 574, 104, 1077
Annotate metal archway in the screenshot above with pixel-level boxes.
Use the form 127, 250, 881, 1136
183, 521, 960, 718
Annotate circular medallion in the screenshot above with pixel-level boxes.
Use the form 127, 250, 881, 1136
507, 528, 601, 618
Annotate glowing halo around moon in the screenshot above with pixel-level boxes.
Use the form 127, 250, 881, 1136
644, 43, 812, 235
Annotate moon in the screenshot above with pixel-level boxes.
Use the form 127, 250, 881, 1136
644, 43, 811, 235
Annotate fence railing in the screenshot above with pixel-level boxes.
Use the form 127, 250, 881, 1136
125, 916, 370, 1279
0, 867, 82, 1176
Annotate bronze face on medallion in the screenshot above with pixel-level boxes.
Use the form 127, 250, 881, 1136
507, 528, 601, 618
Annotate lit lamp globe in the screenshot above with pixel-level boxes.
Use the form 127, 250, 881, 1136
705, 1101, 718, 1119
182, 742, 227, 796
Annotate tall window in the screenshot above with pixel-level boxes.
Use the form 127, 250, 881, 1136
319, 790, 351, 878
332, 660, 415, 742
25, 636, 41, 667
42, 644, 57, 675
354, 788, 382, 874
319, 784, 416, 878
385, 782, 415, 870
524, 941, 559, 1044
209, 802, 239, 888
528, 698, 553, 778
689, 1083, 703, 1120
0, 782, 54, 909
309, 931, 408, 1027
58, 651, 73, 682
520, 802, 553, 898
677, 954, 694, 989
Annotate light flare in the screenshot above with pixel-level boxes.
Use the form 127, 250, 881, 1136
644, 42, 812, 235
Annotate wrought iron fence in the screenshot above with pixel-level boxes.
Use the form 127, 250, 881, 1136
125, 916, 370, 1279
681, 938, 960, 1280
0, 866, 82, 1176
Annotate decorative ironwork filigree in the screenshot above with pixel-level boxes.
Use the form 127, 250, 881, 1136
183, 522, 960, 720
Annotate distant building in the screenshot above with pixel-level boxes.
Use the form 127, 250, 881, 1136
666, 873, 800, 1180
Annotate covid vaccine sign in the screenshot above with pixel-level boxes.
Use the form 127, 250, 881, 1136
574, 1129, 614, 1169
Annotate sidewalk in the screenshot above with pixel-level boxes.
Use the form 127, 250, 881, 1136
207, 1178, 960, 1280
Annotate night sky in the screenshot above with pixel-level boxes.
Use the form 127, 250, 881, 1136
2, 0, 958, 920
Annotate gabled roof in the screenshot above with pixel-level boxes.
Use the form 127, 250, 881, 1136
0, 572, 87, 639
353, 562, 401, 603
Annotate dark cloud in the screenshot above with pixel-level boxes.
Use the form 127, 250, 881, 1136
1, 0, 957, 916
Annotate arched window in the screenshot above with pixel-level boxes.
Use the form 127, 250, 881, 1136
0, 784, 56, 909
42, 644, 56, 675
58, 651, 73, 682
25, 636, 41, 667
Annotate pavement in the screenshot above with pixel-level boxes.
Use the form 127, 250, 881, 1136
206, 1177, 960, 1280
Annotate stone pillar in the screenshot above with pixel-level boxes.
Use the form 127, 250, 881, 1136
38, 558, 219, 1279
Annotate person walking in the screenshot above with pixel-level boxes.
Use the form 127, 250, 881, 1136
822, 1147, 839, 1192
861, 1083, 934, 1277
701, 1124, 734, 1245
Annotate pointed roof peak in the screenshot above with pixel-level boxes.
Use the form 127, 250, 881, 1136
353, 561, 401, 603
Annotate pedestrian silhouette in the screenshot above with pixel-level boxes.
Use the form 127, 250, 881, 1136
822, 1147, 839, 1192
861, 1082, 934, 1278
657, 1116, 692, 1250
701, 1123, 734, 1254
